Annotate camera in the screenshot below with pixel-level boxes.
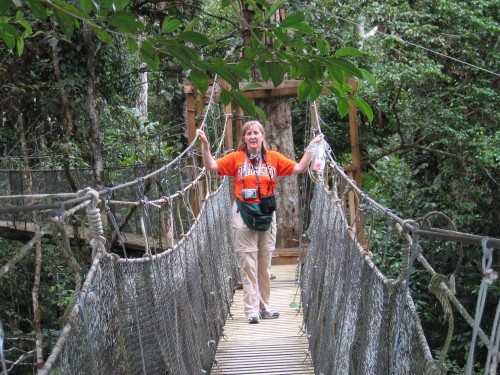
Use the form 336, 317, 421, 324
242, 189, 257, 200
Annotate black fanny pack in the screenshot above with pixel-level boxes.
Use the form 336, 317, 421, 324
236, 199, 273, 231
260, 194, 276, 214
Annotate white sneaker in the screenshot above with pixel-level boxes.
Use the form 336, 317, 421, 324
248, 313, 260, 324
260, 309, 280, 319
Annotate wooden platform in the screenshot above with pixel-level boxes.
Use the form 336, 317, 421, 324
212, 264, 314, 375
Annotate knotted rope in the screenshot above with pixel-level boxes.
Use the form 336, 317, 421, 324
465, 237, 496, 374
76, 188, 106, 258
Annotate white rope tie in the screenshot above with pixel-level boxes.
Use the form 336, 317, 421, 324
77, 188, 106, 258
465, 237, 495, 374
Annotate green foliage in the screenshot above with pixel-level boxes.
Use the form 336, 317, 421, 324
0, 236, 91, 370
293, 0, 499, 370
0, 0, 374, 118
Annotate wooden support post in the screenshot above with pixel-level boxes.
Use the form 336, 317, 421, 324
347, 79, 365, 245
189, 92, 205, 218
224, 103, 234, 151
347, 79, 361, 188
218, 78, 234, 152
186, 89, 196, 144
235, 106, 243, 148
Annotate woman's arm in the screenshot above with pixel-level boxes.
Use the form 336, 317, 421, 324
293, 134, 325, 174
196, 129, 220, 172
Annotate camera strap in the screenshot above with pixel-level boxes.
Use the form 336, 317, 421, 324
242, 152, 275, 198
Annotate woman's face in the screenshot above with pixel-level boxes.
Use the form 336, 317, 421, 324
244, 124, 264, 154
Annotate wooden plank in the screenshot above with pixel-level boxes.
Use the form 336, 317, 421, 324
212, 264, 314, 375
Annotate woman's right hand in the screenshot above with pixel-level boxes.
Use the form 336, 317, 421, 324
196, 129, 209, 145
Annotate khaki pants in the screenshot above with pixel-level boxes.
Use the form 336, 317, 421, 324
232, 202, 277, 317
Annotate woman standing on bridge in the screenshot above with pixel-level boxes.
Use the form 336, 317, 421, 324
197, 120, 323, 324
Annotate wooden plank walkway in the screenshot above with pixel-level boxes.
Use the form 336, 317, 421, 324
212, 264, 314, 375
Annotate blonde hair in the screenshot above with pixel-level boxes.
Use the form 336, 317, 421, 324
237, 120, 268, 153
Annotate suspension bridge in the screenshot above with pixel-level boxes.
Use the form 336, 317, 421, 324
0, 99, 499, 374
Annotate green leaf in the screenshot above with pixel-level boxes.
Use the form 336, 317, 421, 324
0, 29, 16, 49
337, 97, 349, 117
94, 27, 112, 43
80, 0, 91, 15
254, 106, 266, 122
53, 8, 75, 38
0, 22, 20, 39
0, 0, 11, 14
236, 60, 253, 71
265, 2, 283, 21
330, 80, 345, 98
184, 17, 199, 32
280, 13, 304, 28
113, 0, 130, 11
162, 17, 181, 33
163, 40, 197, 68
327, 58, 363, 79
246, 1, 263, 18
257, 61, 270, 81
109, 12, 143, 34
268, 62, 286, 87
16, 36, 23, 56
241, 82, 262, 91
316, 38, 330, 55
28, 0, 48, 20
352, 97, 374, 123
289, 22, 314, 34
327, 65, 344, 86
140, 40, 160, 70
254, 0, 271, 8
220, 89, 231, 105
189, 68, 209, 94
289, 302, 299, 308
231, 91, 256, 117
97, 0, 114, 7
334, 47, 363, 58
273, 29, 292, 45
52, 0, 85, 18
126, 36, 138, 52
309, 80, 323, 101
178, 31, 209, 45
359, 68, 377, 88
206, 59, 239, 88
297, 80, 311, 101
295, 59, 317, 80
19, 20, 32, 37
227, 63, 250, 80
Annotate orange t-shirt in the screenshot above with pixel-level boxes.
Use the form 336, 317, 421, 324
216, 150, 297, 203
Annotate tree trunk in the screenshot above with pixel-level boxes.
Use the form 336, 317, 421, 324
17, 110, 44, 369
136, 64, 148, 117
52, 34, 78, 192
83, 22, 104, 189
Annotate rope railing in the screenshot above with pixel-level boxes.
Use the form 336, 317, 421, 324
302, 121, 499, 374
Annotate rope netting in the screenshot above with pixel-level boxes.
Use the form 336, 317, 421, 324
39, 180, 235, 375
299, 105, 499, 374
302, 182, 439, 374
0, 79, 241, 374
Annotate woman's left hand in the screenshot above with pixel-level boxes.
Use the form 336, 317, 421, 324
309, 133, 324, 146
